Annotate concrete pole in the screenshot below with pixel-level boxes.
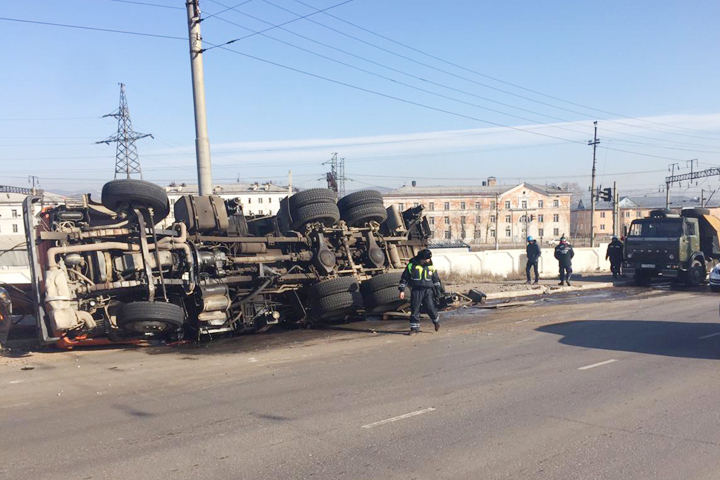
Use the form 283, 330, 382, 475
612, 181, 618, 237
665, 182, 670, 209
186, 0, 213, 195
494, 193, 499, 250
588, 121, 599, 247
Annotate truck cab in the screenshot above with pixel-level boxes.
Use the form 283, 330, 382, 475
623, 208, 720, 286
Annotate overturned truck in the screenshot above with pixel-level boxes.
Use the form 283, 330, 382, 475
20, 180, 430, 348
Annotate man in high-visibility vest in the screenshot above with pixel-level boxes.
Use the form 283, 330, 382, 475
399, 248, 442, 335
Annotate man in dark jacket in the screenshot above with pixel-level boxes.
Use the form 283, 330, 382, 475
606, 236, 624, 279
554, 236, 575, 286
399, 249, 441, 335
525, 236, 541, 284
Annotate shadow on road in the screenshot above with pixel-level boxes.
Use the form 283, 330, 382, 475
537, 320, 720, 360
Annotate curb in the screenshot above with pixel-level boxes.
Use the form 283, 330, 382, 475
484, 281, 627, 301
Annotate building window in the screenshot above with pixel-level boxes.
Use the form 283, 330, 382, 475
538, 214, 544, 223
268, 198, 272, 203
398, 203, 404, 210
11, 209, 18, 218
490, 229, 496, 238
505, 228, 511, 237
636, 212, 642, 218
600, 224, 605, 231
259, 198, 263, 204
444, 202, 450, 210
538, 228, 544, 237
490, 201, 496, 209
429, 202, 434, 211
553, 199, 559, 208
476, 215, 481, 223
505, 215, 511, 223
460, 202, 466, 210
538, 200, 544, 208
626, 211, 630, 218
248, 198, 252, 204
490, 215, 496, 223
444, 216, 450, 225
258, 210, 263, 215
429, 217, 435, 225
461, 229, 466, 239
460, 216, 466, 225
444, 231, 451, 239
475, 202, 481, 210
553, 214, 559, 222
600, 212, 606, 218
553, 228, 559, 236
413, 202, 419, 207
504, 201, 511, 209
520, 215, 527, 223
521, 200, 528, 209
12, 224, 19, 233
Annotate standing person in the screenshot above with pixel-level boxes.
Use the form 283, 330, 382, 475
606, 236, 624, 279
525, 236, 541, 284
554, 236, 575, 286
399, 249, 442, 335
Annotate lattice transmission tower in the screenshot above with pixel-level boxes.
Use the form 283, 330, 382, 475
97, 83, 153, 179
323, 153, 346, 197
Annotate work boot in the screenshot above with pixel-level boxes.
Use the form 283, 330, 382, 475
566, 279, 572, 286
526, 280, 532, 285
558, 280, 564, 286
434, 322, 440, 332
533, 280, 539, 285
406, 328, 419, 336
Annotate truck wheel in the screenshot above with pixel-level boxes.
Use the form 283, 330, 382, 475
289, 202, 340, 230
116, 301, 185, 334
311, 292, 357, 321
360, 272, 403, 295
685, 260, 705, 287
364, 286, 410, 313
633, 272, 651, 286
306, 277, 359, 302
710, 285, 720, 293
337, 190, 384, 211
289, 188, 337, 210
342, 203, 388, 227
102, 180, 170, 222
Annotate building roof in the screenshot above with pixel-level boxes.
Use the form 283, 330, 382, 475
384, 183, 571, 198
165, 182, 294, 195
573, 194, 720, 211
0, 188, 65, 205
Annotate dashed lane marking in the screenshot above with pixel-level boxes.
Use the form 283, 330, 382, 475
699, 332, 720, 340
361, 407, 436, 429
578, 359, 618, 371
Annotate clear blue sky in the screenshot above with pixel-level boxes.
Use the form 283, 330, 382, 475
3, 0, 720, 198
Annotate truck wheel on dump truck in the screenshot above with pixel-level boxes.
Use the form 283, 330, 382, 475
364, 287, 410, 314
360, 272, 403, 295
102, 179, 170, 222
310, 292, 357, 321
634, 271, 651, 286
116, 301, 185, 334
342, 203, 388, 227
289, 188, 337, 210
337, 190, 384, 211
306, 277, 359, 302
684, 260, 705, 287
289, 202, 340, 231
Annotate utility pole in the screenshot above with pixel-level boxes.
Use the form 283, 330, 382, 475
701, 189, 705, 208
666, 163, 680, 209
612, 181, 618, 237
494, 193, 500, 250
588, 121, 600, 247
186, 0, 213, 195
28, 175, 40, 195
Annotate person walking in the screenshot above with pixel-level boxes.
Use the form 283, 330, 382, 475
554, 236, 575, 286
525, 236, 541, 284
399, 248, 442, 335
606, 236, 624, 279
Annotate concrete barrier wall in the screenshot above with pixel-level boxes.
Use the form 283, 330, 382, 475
431, 243, 610, 277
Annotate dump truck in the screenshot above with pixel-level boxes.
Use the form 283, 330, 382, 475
8, 180, 433, 348
623, 207, 720, 286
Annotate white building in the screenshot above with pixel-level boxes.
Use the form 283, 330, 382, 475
164, 182, 295, 218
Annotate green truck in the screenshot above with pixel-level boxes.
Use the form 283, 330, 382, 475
623, 208, 720, 286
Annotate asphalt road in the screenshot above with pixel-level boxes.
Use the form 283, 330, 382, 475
2, 287, 720, 480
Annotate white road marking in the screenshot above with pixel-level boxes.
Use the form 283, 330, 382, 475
578, 359, 618, 371
361, 407, 436, 429
699, 332, 720, 340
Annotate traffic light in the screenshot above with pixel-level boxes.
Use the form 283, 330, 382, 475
598, 187, 613, 202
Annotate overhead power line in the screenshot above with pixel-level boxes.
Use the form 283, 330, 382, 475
288, 0, 720, 139
105, 0, 184, 9
0, 16, 185, 40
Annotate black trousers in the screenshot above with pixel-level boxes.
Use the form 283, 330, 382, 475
610, 260, 622, 276
526, 261, 539, 282
410, 288, 439, 329
559, 265, 572, 281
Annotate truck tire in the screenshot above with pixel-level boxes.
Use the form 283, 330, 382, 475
633, 271, 651, 286
360, 271, 403, 295
102, 180, 170, 222
342, 203, 388, 227
306, 277, 359, 302
289, 188, 337, 210
116, 301, 185, 334
364, 287, 410, 313
685, 260, 705, 287
311, 292, 357, 321
289, 202, 340, 230
337, 190, 384, 211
